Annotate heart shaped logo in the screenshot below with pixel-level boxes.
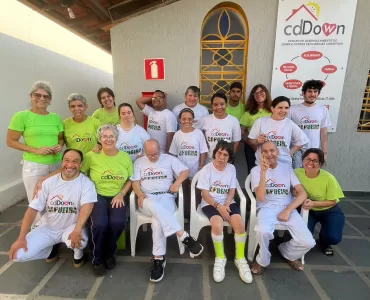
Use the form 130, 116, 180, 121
322, 23, 337, 36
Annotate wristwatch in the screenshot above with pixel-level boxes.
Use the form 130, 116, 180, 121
117, 192, 124, 197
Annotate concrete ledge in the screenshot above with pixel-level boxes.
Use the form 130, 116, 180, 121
0, 179, 26, 212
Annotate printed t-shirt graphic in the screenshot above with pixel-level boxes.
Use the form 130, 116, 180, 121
289, 103, 331, 148
251, 164, 301, 208
197, 162, 237, 207
30, 173, 97, 229
196, 114, 241, 161
92, 108, 120, 125
248, 117, 309, 166
172, 103, 210, 125
81, 151, 133, 196
8, 110, 64, 164
169, 129, 208, 178
116, 124, 150, 162
63, 116, 100, 154
131, 154, 188, 195
142, 105, 177, 153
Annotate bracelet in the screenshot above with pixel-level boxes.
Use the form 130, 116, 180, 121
213, 202, 220, 209
117, 192, 124, 197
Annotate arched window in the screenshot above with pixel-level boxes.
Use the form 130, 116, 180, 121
200, 3, 248, 105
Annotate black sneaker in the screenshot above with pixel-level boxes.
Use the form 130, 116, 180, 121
150, 257, 166, 282
46, 244, 60, 263
93, 263, 106, 277
105, 256, 117, 270
73, 253, 86, 268
182, 235, 204, 258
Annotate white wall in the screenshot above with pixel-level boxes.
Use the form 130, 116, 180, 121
111, 0, 370, 191
0, 1, 113, 211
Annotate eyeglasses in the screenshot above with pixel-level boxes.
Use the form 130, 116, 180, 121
254, 90, 265, 96
32, 93, 51, 100
304, 157, 319, 164
101, 135, 116, 140
152, 96, 164, 101
147, 153, 160, 158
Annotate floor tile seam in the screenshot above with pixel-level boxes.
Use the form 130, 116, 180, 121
85, 277, 104, 300
345, 214, 370, 218
344, 220, 369, 239
0, 260, 13, 276
0, 223, 19, 226
255, 276, 270, 300
342, 235, 369, 240
143, 282, 155, 300
303, 268, 331, 300
348, 200, 370, 215
201, 261, 211, 300
0, 226, 15, 239
36, 296, 85, 300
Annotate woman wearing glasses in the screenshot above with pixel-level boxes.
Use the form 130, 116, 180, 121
92, 87, 120, 125
295, 148, 345, 256
7, 81, 64, 204
239, 84, 272, 174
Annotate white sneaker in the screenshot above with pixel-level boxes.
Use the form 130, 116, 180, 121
234, 258, 253, 283
213, 257, 227, 282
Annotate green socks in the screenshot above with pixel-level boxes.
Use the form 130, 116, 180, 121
212, 233, 225, 259
234, 232, 247, 260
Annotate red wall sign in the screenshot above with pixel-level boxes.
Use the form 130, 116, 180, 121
144, 58, 165, 80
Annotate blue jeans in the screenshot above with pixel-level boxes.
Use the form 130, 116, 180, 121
307, 204, 345, 248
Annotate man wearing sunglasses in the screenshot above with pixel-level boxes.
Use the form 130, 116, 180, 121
136, 90, 177, 153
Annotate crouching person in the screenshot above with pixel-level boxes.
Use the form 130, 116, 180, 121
131, 139, 204, 282
250, 141, 315, 275
9, 149, 97, 267
197, 140, 252, 284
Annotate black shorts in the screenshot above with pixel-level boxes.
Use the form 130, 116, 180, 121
202, 203, 241, 220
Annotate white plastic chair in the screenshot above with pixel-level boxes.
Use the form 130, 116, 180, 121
189, 171, 247, 239
245, 174, 309, 264
129, 186, 185, 257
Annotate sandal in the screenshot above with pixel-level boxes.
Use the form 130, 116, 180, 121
251, 262, 264, 275
285, 259, 304, 271
316, 239, 334, 256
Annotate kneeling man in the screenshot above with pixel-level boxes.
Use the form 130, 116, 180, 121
250, 141, 315, 274
9, 149, 97, 267
132, 139, 203, 282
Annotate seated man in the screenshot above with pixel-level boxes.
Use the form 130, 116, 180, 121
9, 149, 97, 267
250, 141, 315, 274
131, 139, 203, 282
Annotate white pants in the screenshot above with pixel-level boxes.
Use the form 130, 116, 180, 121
139, 195, 181, 256
14, 224, 88, 262
255, 205, 315, 267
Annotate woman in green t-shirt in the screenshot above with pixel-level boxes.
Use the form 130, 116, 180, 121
92, 87, 119, 125
81, 124, 133, 276
295, 148, 345, 256
63, 93, 101, 154
7, 81, 64, 204
240, 84, 272, 174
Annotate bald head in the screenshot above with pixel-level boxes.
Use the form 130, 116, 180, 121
144, 139, 161, 162
261, 141, 277, 152
261, 141, 279, 167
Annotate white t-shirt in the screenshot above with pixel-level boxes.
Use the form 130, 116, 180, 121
197, 162, 237, 208
142, 105, 177, 153
30, 173, 97, 230
196, 114, 241, 161
289, 103, 331, 148
248, 117, 309, 166
116, 124, 150, 162
251, 163, 300, 208
169, 129, 208, 178
172, 103, 210, 125
131, 154, 189, 196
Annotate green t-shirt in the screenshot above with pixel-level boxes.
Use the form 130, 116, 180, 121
226, 102, 245, 121
81, 151, 133, 196
8, 110, 63, 164
92, 108, 119, 125
240, 109, 271, 132
294, 168, 344, 211
64, 116, 101, 154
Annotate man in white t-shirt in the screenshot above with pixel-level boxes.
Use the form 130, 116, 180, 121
250, 141, 315, 274
136, 90, 177, 153
9, 149, 97, 268
289, 80, 331, 168
172, 86, 209, 126
131, 139, 204, 283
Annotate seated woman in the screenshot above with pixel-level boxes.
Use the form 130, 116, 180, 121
197, 140, 252, 284
81, 124, 133, 276
295, 148, 345, 256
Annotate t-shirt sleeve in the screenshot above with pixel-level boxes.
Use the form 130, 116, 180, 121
248, 118, 261, 139
239, 112, 249, 127
199, 131, 209, 153
126, 155, 134, 178
8, 111, 25, 132
166, 112, 177, 133
172, 105, 180, 118
194, 117, 203, 130
291, 121, 309, 146
196, 166, 210, 190
29, 179, 50, 211
80, 178, 98, 205
142, 105, 154, 116
171, 156, 189, 176
130, 160, 142, 181
80, 152, 92, 173
56, 114, 64, 132
290, 167, 301, 188
140, 127, 150, 142
250, 167, 260, 191
169, 133, 178, 155
229, 165, 237, 189
92, 109, 99, 119
321, 107, 332, 128
326, 175, 344, 202
232, 118, 241, 142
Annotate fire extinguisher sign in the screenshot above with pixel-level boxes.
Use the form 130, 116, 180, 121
144, 58, 165, 80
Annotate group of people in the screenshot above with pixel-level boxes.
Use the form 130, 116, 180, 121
6, 79, 345, 285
